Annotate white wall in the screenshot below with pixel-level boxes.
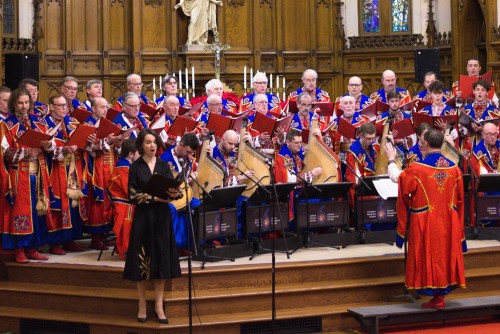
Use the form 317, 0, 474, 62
344, 1, 359, 38
435, 0, 451, 33
18, 0, 34, 39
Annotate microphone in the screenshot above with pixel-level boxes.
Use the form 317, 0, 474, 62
178, 157, 186, 167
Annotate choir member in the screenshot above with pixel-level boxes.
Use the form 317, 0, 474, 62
370, 70, 411, 105
1, 88, 55, 263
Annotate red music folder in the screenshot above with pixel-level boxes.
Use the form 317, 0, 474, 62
66, 125, 97, 149
459, 70, 493, 99
71, 107, 92, 123
140, 102, 160, 119
288, 100, 299, 114
106, 107, 121, 121
360, 101, 389, 118
413, 112, 458, 130
458, 112, 481, 134
338, 117, 358, 140
167, 116, 198, 137
250, 113, 293, 138
312, 102, 334, 117
96, 118, 122, 139
391, 118, 415, 139
16, 129, 52, 149
206, 113, 233, 140
179, 102, 203, 117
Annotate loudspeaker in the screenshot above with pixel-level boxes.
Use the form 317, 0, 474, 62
4, 53, 40, 90
414, 48, 440, 83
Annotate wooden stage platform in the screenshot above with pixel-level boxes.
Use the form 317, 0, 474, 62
1, 240, 499, 334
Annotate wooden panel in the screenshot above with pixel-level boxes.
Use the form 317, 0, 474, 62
108, 0, 128, 51
45, 1, 64, 51
71, 0, 101, 52
140, 2, 171, 52
222, 3, 252, 52
256, 0, 275, 51
314, 0, 333, 51
282, 2, 310, 51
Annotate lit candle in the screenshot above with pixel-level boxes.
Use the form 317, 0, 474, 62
244, 66, 247, 91
270, 74, 273, 90
250, 68, 253, 87
159, 76, 162, 97
185, 68, 189, 100
153, 78, 156, 101
191, 66, 195, 97
276, 75, 279, 90
179, 70, 182, 97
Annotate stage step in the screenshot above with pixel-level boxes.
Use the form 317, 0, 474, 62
1, 290, 499, 334
1, 247, 499, 333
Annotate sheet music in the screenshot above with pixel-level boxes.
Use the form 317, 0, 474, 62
372, 178, 398, 200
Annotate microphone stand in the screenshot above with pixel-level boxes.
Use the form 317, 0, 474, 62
340, 158, 386, 247
463, 155, 488, 240
179, 160, 196, 334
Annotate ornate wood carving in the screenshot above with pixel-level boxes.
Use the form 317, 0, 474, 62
348, 34, 424, 49
259, 0, 271, 6
426, 0, 437, 47
228, 0, 245, 8
144, 0, 163, 8
334, 1, 346, 48
435, 32, 452, 46
111, 0, 124, 6
2, 38, 34, 51
316, 0, 329, 7
47, 0, 62, 5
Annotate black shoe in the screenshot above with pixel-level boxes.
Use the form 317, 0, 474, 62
153, 310, 169, 324
137, 316, 147, 323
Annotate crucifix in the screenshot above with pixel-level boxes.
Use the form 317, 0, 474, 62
204, 29, 231, 79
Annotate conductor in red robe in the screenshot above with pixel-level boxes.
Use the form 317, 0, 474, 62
396, 128, 466, 309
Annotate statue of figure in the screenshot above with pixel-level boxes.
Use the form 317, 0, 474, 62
174, 0, 223, 45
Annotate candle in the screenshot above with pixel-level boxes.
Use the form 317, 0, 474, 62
283, 77, 286, 100
250, 68, 253, 87
270, 74, 273, 90
185, 68, 189, 100
192, 66, 195, 97
153, 78, 156, 101
179, 70, 182, 97
244, 66, 247, 91
276, 75, 279, 89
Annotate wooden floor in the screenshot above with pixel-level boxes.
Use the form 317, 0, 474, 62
1, 246, 499, 334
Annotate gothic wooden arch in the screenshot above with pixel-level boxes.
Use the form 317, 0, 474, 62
452, 0, 497, 80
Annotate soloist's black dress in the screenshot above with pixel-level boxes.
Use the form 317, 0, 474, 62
123, 157, 181, 281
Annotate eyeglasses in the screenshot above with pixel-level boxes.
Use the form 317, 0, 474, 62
63, 85, 78, 91
125, 103, 141, 109
165, 81, 177, 86
304, 78, 316, 83
290, 141, 302, 145
209, 103, 223, 106
51, 103, 67, 108
484, 132, 499, 137
348, 84, 361, 87
300, 103, 312, 107
129, 82, 144, 87
254, 81, 267, 85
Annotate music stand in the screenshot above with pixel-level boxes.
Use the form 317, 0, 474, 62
194, 185, 246, 268
469, 174, 500, 240
354, 176, 396, 246
293, 182, 353, 251
245, 182, 297, 260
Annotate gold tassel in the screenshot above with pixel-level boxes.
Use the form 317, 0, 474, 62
36, 162, 48, 215
66, 153, 84, 208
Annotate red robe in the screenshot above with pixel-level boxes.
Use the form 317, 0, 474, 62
396, 153, 466, 295
108, 158, 135, 260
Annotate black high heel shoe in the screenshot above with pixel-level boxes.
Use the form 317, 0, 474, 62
137, 316, 147, 323
153, 310, 169, 324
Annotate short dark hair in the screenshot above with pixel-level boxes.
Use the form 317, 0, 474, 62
286, 129, 302, 142
386, 90, 401, 100
180, 132, 200, 151
0, 86, 11, 94
19, 78, 39, 88
135, 129, 164, 155
472, 79, 491, 92
415, 122, 432, 137
423, 128, 444, 148
8, 88, 32, 114
120, 138, 137, 158
162, 75, 177, 87
428, 81, 446, 93
358, 122, 376, 135
424, 71, 438, 80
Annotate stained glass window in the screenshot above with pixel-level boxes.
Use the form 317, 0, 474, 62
3, 0, 16, 36
392, 0, 409, 32
362, 0, 380, 33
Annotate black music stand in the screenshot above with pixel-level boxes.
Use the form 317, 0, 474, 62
245, 182, 297, 260
293, 182, 353, 251
468, 174, 500, 240
354, 176, 396, 246
194, 185, 246, 268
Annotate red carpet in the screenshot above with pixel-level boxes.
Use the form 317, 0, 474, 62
379, 317, 500, 333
